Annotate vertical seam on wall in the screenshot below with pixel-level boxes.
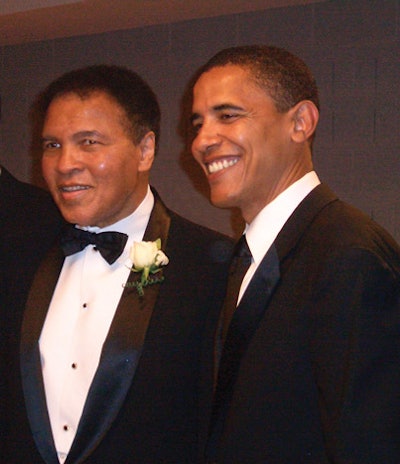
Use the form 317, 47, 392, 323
331, 61, 335, 144
234, 14, 240, 45
166, 23, 173, 154
373, 57, 378, 143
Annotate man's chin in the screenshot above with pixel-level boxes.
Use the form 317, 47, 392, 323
210, 194, 236, 210
58, 209, 93, 227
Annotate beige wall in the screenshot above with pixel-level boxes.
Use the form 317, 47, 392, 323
1, 0, 399, 241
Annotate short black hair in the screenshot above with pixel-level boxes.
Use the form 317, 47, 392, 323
197, 45, 319, 113
35, 64, 160, 146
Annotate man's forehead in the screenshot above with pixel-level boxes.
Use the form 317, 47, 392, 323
192, 67, 270, 111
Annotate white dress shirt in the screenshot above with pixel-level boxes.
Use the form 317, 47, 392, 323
39, 187, 154, 463
238, 171, 321, 303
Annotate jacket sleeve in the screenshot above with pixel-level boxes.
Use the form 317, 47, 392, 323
309, 247, 400, 463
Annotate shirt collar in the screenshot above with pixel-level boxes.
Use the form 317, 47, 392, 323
245, 171, 320, 265
81, 185, 154, 242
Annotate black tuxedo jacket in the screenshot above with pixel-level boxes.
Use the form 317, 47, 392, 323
0, 167, 63, 459
211, 184, 400, 464
0, 167, 63, 312
4, 192, 233, 464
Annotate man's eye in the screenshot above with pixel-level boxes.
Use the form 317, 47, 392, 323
191, 122, 202, 134
190, 116, 203, 133
82, 139, 98, 146
220, 113, 237, 121
43, 141, 60, 150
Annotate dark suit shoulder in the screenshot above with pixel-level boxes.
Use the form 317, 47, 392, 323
167, 209, 234, 264
282, 184, 400, 274
0, 167, 62, 229
0, 166, 48, 199
308, 196, 400, 272
0, 167, 64, 312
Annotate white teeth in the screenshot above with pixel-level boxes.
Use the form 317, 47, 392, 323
61, 185, 89, 192
207, 158, 238, 174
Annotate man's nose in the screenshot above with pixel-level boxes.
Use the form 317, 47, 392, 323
192, 121, 221, 155
55, 145, 83, 173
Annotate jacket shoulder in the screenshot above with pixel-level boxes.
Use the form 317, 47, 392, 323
168, 210, 234, 264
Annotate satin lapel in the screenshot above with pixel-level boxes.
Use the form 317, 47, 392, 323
67, 195, 171, 464
237, 243, 280, 326
237, 184, 338, 320
20, 246, 64, 464
208, 244, 280, 458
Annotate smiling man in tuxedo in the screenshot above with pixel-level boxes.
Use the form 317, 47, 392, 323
190, 45, 400, 463
5, 65, 232, 463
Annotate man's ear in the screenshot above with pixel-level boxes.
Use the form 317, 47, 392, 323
291, 101, 319, 143
138, 131, 155, 172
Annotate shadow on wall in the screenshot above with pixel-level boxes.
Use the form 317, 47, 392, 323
28, 93, 47, 189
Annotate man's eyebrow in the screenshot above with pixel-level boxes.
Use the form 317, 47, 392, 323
41, 132, 60, 141
190, 103, 245, 124
41, 130, 103, 141
41, 135, 56, 143
71, 130, 103, 141
213, 103, 245, 112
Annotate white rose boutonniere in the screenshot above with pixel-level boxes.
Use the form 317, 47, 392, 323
128, 238, 169, 296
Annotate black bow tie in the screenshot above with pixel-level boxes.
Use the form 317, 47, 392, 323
61, 226, 128, 265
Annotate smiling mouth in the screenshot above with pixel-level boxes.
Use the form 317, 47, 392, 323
59, 185, 90, 192
206, 158, 238, 174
